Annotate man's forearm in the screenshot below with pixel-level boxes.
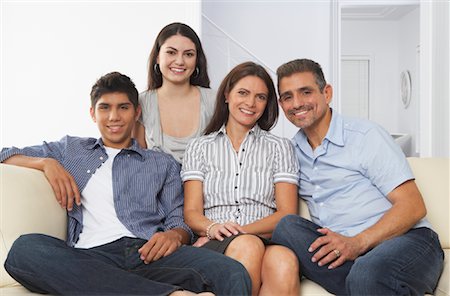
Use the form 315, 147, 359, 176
355, 181, 426, 253
3, 154, 48, 171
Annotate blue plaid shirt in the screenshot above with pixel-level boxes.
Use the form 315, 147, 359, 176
1, 136, 192, 246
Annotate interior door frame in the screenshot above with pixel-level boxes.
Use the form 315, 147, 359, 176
332, 0, 432, 156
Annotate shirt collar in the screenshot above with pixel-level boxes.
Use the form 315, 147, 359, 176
293, 108, 344, 152
84, 138, 146, 160
324, 109, 344, 147
215, 124, 262, 138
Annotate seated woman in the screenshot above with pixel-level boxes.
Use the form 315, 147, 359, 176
182, 62, 300, 296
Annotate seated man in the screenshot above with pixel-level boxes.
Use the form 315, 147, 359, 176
1, 72, 251, 296
272, 58, 444, 295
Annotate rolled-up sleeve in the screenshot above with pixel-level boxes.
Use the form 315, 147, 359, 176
273, 138, 299, 185
181, 138, 205, 182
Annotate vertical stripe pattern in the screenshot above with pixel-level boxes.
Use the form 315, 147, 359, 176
181, 125, 299, 225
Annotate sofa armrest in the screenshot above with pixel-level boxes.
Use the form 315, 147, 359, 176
1, 164, 67, 287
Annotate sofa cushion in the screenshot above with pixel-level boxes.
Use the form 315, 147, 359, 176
0, 164, 67, 287
407, 158, 449, 248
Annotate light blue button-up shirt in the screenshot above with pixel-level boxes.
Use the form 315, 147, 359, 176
293, 110, 431, 237
1, 136, 191, 246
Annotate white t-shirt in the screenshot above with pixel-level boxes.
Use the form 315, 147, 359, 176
75, 147, 136, 248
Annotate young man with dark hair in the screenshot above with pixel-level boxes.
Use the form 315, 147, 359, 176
2, 72, 251, 296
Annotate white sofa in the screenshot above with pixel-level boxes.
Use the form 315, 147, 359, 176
1, 158, 449, 295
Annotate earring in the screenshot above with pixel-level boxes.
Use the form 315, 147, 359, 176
192, 67, 199, 78
154, 64, 161, 75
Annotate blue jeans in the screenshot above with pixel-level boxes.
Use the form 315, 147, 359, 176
272, 215, 444, 295
4, 234, 251, 295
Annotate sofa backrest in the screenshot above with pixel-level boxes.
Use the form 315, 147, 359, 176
407, 157, 449, 248
0, 164, 67, 287
1, 158, 448, 288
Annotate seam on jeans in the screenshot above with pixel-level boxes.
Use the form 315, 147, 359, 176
399, 230, 438, 272
131, 266, 213, 288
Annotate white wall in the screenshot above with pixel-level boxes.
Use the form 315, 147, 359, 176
1, 1, 200, 148
201, 1, 333, 138
342, 8, 421, 155
397, 7, 420, 155
342, 19, 400, 131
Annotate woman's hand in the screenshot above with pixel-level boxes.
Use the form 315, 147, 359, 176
193, 236, 210, 247
209, 222, 245, 241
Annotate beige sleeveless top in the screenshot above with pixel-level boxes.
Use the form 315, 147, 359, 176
138, 87, 216, 163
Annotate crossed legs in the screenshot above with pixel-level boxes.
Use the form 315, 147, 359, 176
5, 234, 251, 295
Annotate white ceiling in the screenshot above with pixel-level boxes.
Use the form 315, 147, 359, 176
341, 5, 419, 20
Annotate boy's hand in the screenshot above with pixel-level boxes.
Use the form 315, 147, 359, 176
138, 230, 183, 263
42, 158, 81, 210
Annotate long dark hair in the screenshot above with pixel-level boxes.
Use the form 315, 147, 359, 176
204, 62, 278, 134
147, 22, 210, 90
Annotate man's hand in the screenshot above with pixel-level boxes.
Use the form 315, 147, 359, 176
138, 230, 183, 263
309, 228, 367, 269
42, 158, 80, 211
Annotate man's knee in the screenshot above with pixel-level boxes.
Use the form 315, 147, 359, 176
5, 234, 63, 272
272, 215, 312, 244
346, 257, 388, 294
6, 234, 43, 264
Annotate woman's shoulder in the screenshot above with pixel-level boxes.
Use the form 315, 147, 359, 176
139, 89, 157, 101
198, 86, 216, 98
198, 87, 217, 117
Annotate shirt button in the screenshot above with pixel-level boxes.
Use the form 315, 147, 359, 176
100, 156, 104, 160
127, 154, 130, 157
320, 202, 324, 207
234, 186, 238, 189
239, 162, 242, 166
313, 167, 318, 171
242, 149, 245, 152
315, 185, 321, 190
235, 200, 238, 204
87, 170, 91, 174
236, 173, 239, 176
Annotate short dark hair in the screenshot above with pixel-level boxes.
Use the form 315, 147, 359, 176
90, 72, 139, 108
147, 22, 210, 90
204, 62, 278, 134
276, 59, 327, 93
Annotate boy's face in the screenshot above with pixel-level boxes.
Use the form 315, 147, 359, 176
90, 92, 141, 149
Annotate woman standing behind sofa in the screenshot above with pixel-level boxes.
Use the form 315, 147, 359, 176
182, 62, 300, 296
134, 22, 215, 163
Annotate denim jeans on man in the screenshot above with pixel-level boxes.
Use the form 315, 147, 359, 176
272, 215, 444, 295
5, 234, 251, 295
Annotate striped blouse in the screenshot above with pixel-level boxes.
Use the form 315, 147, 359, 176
181, 125, 299, 225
